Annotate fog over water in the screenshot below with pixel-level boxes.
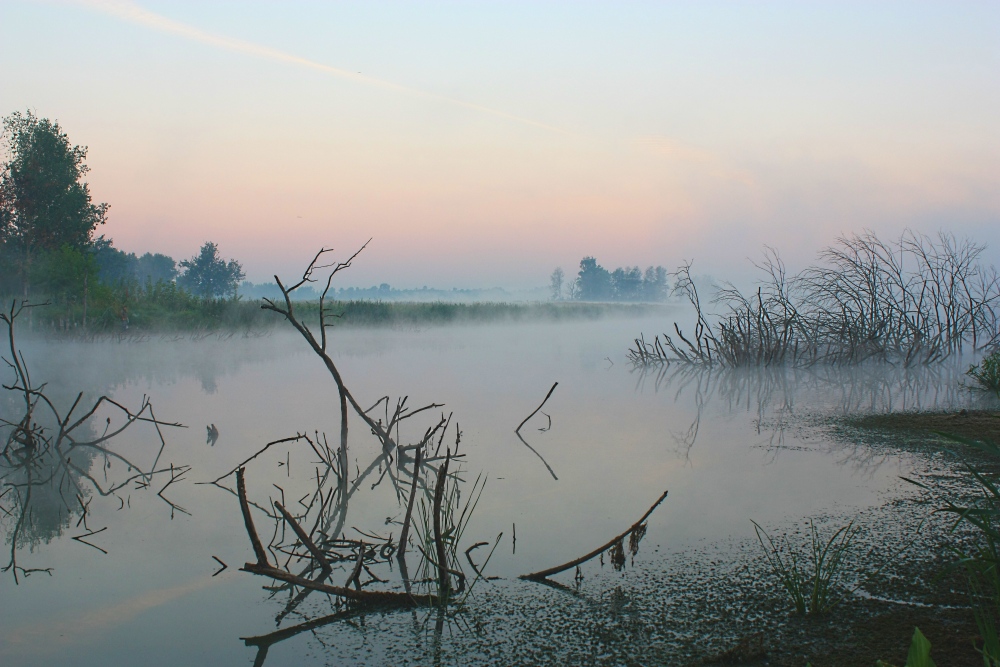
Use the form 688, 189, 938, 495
1, 314, 995, 665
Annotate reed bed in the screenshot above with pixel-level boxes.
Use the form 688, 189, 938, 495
630, 231, 1000, 368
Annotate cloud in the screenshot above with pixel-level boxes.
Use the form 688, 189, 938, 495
77, 0, 574, 136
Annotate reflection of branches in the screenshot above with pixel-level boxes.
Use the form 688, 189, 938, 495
629, 358, 993, 471
0, 299, 186, 582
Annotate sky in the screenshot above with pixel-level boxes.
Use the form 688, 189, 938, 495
1, 1, 998, 288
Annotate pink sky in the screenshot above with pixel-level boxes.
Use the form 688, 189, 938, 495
2, 1, 998, 287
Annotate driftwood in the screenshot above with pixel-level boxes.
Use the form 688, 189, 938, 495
520, 489, 668, 581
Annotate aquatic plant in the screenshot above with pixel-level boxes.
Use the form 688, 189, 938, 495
752, 518, 860, 615
875, 627, 936, 667
967, 349, 1000, 397
630, 230, 1000, 368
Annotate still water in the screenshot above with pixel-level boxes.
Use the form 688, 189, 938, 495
0, 314, 985, 665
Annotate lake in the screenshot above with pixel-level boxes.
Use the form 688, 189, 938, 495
0, 313, 990, 665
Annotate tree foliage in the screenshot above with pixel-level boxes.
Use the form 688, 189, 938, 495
0, 110, 108, 289
92, 237, 178, 286
177, 242, 245, 299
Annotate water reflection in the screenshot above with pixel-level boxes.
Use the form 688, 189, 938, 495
635, 359, 989, 415
1, 302, 186, 581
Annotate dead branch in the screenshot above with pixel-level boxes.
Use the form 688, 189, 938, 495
397, 447, 423, 559
206, 435, 308, 485
241, 561, 439, 607
275, 501, 331, 575
432, 449, 452, 597
237, 468, 271, 566
516, 382, 558, 434
520, 489, 668, 581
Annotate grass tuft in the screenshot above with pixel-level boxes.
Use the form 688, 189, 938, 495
752, 518, 859, 616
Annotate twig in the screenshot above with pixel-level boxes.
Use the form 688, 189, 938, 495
205, 435, 306, 485
516, 382, 558, 434
72, 526, 109, 555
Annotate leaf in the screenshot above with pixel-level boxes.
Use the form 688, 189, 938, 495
905, 627, 935, 667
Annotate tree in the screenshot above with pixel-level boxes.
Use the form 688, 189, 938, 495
550, 267, 564, 300
177, 242, 245, 299
611, 266, 643, 301
575, 257, 612, 301
642, 266, 669, 301
31, 244, 98, 326
0, 110, 108, 294
136, 252, 177, 285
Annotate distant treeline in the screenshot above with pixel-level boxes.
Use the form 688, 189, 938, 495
550, 258, 669, 302
239, 281, 549, 303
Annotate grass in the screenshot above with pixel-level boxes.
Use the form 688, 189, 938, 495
12, 291, 668, 334
752, 518, 861, 615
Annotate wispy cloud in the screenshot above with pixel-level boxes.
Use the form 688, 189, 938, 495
1, 575, 217, 655
78, 0, 573, 135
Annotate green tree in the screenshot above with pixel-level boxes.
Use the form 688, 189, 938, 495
31, 244, 98, 327
0, 110, 108, 295
177, 242, 245, 299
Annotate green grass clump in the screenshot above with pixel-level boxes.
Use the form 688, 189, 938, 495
752, 518, 860, 616
968, 350, 1000, 397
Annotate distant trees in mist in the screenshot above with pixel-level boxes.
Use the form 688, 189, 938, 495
551, 258, 668, 302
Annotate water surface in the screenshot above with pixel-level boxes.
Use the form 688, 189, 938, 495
0, 315, 987, 665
